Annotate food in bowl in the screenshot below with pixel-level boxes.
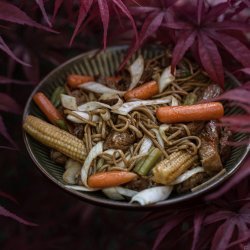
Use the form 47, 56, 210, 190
23, 53, 232, 205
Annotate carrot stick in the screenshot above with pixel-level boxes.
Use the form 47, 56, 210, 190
124, 80, 159, 101
156, 102, 224, 123
88, 171, 137, 188
67, 74, 94, 88
33, 92, 67, 129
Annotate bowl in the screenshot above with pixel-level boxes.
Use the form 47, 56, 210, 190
23, 46, 250, 210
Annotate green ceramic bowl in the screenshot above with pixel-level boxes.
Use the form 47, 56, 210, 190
23, 46, 249, 210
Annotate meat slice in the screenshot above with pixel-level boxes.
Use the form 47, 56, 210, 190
176, 172, 208, 193
199, 121, 223, 174
104, 130, 136, 151
125, 177, 152, 191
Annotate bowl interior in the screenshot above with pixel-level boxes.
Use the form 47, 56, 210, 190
23, 46, 249, 209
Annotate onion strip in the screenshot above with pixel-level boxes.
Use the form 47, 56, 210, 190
171, 167, 205, 185
81, 141, 104, 187
128, 55, 144, 90
130, 186, 173, 205
79, 82, 125, 96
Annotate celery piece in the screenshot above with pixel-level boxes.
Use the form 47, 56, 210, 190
56, 119, 68, 131
133, 147, 154, 173
135, 148, 162, 176
51, 87, 65, 107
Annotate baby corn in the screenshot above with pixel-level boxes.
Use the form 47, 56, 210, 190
152, 151, 198, 185
23, 115, 86, 163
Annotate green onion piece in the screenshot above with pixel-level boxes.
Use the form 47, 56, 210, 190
133, 147, 154, 173
183, 93, 197, 105
135, 148, 162, 176
56, 119, 68, 131
51, 87, 65, 107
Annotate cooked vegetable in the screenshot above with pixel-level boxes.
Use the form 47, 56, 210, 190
60, 94, 78, 110
67, 74, 94, 88
63, 164, 81, 184
65, 185, 99, 192
128, 55, 144, 90
156, 102, 224, 123
152, 151, 198, 185
159, 66, 175, 93
33, 92, 67, 130
135, 148, 162, 176
102, 187, 138, 200
114, 96, 172, 115
88, 171, 137, 188
130, 186, 173, 205
102, 187, 125, 200
51, 86, 65, 107
78, 101, 111, 112
81, 141, 103, 186
124, 80, 159, 101
79, 82, 125, 96
66, 111, 99, 124
23, 115, 86, 163
171, 166, 205, 185
65, 159, 82, 169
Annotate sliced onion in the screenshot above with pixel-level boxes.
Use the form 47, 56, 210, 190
171, 167, 205, 185
66, 111, 100, 123
78, 102, 111, 112
113, 96, 172, 115
102, 187, 125, 200
128, 55, 144, 90
116, 187, 138, 197
151, 129, 164, 147
65, 159, 81, 170
103, 149, 116, 155
61, 94, 78, 110
81, 141, 103, 186
66, 115, 83, 124
79, 82, 125, 96
63, 165, 81, 184
159, 66, 175, 93
139, 137, 153, 155
65, 185, 99, 192
99, 94, 124, 110
99, 93, 117, 100
171, 96, 179, 106
102, 187, 138, 200
130, 186, 173, 205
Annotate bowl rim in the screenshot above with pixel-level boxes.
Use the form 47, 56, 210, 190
23, 45, 250, 210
